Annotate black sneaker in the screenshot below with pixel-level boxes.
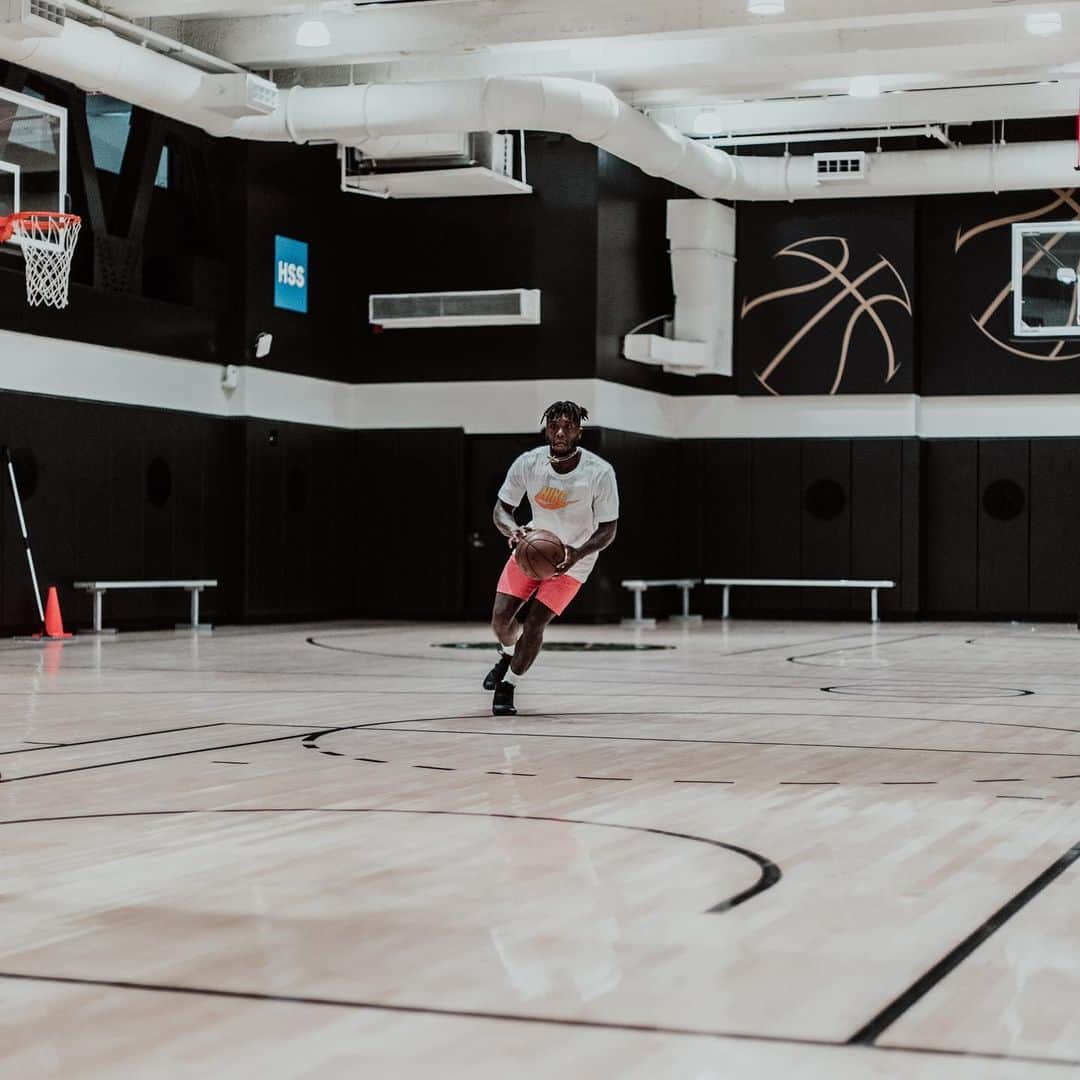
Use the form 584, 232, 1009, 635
492, 680, 517, 716
483, 651, 512, 691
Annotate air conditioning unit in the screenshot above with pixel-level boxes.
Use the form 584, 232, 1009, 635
369, 289, 541, 329
813, 151, 868, 183
342, 132, 531, 199
0, 0, 64, 39
197, 73, 278, 119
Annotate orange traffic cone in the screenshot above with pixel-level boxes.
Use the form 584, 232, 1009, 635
39, 586, 72, 639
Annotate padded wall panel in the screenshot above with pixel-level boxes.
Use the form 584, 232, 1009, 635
696, 439, 752, 617
592, 429, 679, 621
900, 439, 922, 613
800, 439, 852, 614
0, 392, 230, 632
357, 427, 466, 619
925, 440, 978, 613
1029, 439, 1080, 616
243, 418, 363, 620
977, 439, 1029, 615
852, 440, 903, 616
748, 439, 802, 612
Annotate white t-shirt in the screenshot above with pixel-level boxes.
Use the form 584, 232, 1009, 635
498, 446, 619, 582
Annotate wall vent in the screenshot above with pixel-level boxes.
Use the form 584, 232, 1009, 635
813, 151, 868, 182
0, 0, 64, 38
197, 73, 278, 119
369, 289, 541, 328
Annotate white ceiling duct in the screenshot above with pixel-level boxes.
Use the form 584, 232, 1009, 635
1, 20, 1079, 202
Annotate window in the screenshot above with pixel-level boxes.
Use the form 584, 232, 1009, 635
86, 95, 168, 188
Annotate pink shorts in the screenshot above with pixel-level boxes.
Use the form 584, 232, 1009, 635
496, 553, 583, 616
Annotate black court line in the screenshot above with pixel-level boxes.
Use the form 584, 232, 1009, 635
0, 722, 227, 756
413, 765, 455, 771
575, 775, 632, 782
486, 771, 536, 776
785, 633, 941, 666
0, 971, 1074, 1071
848, 840, 1080, 1045
308, 629, 889, 672
211, 761, 248, 766
674, 780, 734, 785
5, 656, 1079, 711
0, 716, 481, 786
357, 710, 1080, 737
312, 724, 1080, 760
997, 795, 1044, 801
0, 808, 780, 915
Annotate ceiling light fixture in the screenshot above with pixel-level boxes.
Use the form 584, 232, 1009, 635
849, 75, 881, 98
1025, 11, 1062, 36
296, 1, 331, 48
747, 0, 785, 14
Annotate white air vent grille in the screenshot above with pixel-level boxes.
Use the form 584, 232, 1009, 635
197, 73, 278, 118
813, 151, 868, 182
370, 289, 541, 328
0, 0, 64, 38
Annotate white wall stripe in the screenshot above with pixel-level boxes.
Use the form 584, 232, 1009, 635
2, 329, 1080, 439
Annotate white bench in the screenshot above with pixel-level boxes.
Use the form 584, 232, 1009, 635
73, 579, 218, 634
703, 578, 896, 623
620, 579, 701, 628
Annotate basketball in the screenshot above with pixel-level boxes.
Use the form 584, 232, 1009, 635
515, 529, 566, 580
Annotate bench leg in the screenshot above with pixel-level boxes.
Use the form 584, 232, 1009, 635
82, 589, 117, 635
722, 585, 731, 620
669, 585, 703, 625
870, 588, 879, 624
177, 588, 214, 633
621, 588, 656, 629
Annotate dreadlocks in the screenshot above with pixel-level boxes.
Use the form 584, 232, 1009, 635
540, 401, 589, 427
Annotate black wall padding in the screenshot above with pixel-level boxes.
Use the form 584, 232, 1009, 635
977, 439, 1029, 615
590, 429, 680, 621
851, 440, 900, 615
1029, 440, 1080, 616
0, 394, 229, 632
925, 440, 978, 614
354, 427, 466, 619
800, 439, 852, 614
748, 439, 803, 612
685, 439, 753, 617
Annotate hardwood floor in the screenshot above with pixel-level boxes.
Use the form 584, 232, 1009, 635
0, 620, 1077, 1077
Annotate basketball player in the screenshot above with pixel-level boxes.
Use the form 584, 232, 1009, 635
485, 401, 619, 716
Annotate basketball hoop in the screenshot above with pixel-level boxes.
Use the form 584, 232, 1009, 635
0, 211, 81, 309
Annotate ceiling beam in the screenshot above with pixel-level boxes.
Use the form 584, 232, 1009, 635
172, 0, 1080, 67
649, 82, 1080, 135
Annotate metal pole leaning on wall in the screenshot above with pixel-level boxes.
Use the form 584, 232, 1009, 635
3, 446, 45, 624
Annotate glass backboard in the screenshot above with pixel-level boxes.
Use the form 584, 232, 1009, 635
1013, 221, 1080, 337
0, 86, 66, 222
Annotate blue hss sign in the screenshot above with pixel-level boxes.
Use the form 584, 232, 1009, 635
274, 235, 308, 313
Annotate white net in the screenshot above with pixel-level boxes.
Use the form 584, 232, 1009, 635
7, 213, 81, 309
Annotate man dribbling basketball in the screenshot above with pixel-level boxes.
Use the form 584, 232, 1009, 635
485, 401, 619, 716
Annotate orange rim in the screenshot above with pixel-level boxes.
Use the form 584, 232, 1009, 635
0, 211, 81, 240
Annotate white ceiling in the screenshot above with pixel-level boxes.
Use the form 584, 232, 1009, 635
105, 0, 1080, 135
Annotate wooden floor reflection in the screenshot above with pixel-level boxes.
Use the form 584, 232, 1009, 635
0, 619, 1077, 1077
